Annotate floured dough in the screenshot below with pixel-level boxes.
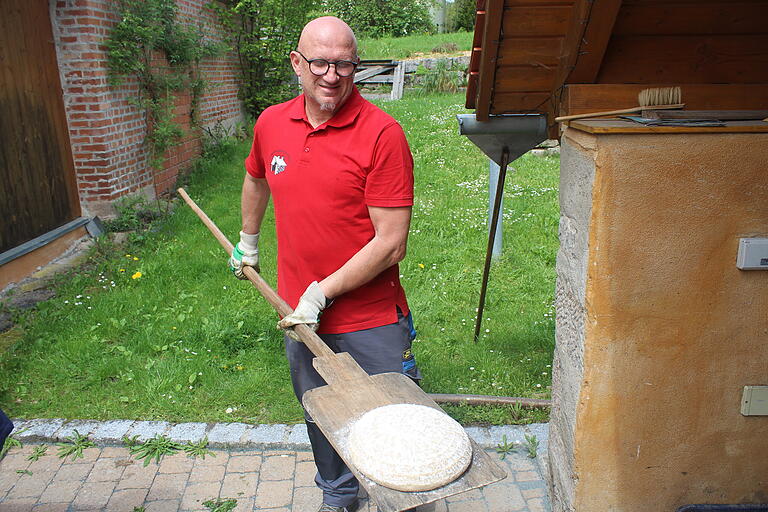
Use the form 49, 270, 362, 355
347, 404, 472, 492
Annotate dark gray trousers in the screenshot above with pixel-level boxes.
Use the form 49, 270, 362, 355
284, 313, 420, 508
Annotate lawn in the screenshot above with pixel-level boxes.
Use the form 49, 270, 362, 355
0, 92, 559, 426
358, 31, 473, 60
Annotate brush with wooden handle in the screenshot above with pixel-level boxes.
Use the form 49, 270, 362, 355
555, 87, 684, 122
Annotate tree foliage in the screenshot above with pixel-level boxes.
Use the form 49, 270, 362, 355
211, 0, 314, 118
446, 0, 476, 33
321, 0, 435, 39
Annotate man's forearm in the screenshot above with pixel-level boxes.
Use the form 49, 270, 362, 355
318, 206, 411, 300
241, 175, 270, 234
319, 237, 403, 299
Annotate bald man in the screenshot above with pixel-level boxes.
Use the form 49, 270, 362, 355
230, 17, 421, 512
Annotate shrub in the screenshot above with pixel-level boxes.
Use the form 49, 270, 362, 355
211, 0, 313, 118
447, 0, 476, 33
321, 0, 435, 38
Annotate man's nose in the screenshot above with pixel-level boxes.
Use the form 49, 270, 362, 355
324, 64, 341, 82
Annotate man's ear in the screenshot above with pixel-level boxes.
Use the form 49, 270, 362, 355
289, 51, 302, 77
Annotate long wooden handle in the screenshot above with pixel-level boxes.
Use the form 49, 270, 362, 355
555, 103, 685, 122
177, 188, 335, 359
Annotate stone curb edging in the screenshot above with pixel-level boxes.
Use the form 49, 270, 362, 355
9, 418, 548, 452
8, 418, 551, 486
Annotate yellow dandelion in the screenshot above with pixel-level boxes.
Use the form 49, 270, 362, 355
418, 263, 425, 269
172, 326, 177, 330
236, 365, 244, 371
125, 254, 131, 258
131, 271, 142, 280
133, 257, 139, 261
119, 268, 125, 272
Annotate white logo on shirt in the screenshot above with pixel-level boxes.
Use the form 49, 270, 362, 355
271, 155, 287, 174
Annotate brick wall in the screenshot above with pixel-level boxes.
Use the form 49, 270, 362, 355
50, 0, 245, 216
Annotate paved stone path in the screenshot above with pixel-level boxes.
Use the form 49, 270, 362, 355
0, 420, 551, 512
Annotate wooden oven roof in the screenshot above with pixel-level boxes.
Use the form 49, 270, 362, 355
466, 0, 768, 137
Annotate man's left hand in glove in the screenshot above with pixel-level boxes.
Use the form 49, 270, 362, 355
277, 281, 331, 341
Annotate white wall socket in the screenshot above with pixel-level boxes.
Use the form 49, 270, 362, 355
736, 238, 768, 270
741, 386, 768, 416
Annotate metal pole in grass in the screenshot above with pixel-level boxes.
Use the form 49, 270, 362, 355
488, 159, 504, 260
474, 147, 510, 342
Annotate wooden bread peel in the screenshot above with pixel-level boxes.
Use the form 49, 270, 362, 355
178, 188, 507, 512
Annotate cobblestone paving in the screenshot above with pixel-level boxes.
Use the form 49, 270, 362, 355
0, 444, 550, 512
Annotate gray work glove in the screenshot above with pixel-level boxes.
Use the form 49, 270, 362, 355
277, 281, 328, 341
229, 231, 260, 279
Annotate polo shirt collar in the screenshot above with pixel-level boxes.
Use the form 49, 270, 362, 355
288, 88, 364, 129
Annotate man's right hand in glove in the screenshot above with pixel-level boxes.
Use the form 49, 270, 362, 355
229, 231, 260, 279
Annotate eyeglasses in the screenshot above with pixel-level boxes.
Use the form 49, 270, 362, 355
295, 51, 358, 78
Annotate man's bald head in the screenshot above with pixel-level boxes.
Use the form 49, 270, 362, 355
297, 16, 357, 58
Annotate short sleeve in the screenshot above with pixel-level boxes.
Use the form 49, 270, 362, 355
244, 123, 265, 179
365, 122, 414, 207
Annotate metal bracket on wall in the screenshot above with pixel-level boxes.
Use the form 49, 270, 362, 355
456, 114, 548, 341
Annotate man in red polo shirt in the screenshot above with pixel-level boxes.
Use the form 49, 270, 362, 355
229, 16, 419, 512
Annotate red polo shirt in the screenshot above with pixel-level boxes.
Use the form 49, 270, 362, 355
245, 88, 413, 334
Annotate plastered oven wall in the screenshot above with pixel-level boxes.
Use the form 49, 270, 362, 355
550, 127, 768, 511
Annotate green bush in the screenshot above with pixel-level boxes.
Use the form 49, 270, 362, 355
321, 0, 435, 38
211, 0, 313, 118
446, 0, 476, 32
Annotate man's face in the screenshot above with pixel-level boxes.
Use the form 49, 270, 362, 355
291, 40, 357, 116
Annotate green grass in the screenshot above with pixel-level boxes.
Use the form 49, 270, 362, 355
0, 92, 558, 426
358, 31, 473, 60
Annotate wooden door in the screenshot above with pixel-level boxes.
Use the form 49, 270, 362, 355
0, 0, 80, 253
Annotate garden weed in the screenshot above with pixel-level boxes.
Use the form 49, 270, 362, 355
1, 436, 22, 460
16, 469, 32, 476
130, 435, 182, 466
524, 433, 539, 458
183, 437, 215, 459
203, 498, 237, 512
495, 434, 516, 460
122, 434, 140, 448
416, 61, 464, 95
27, 445, 47, 461
57, 430, 95, 461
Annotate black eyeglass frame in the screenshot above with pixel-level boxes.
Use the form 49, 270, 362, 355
294, 51, 358, 78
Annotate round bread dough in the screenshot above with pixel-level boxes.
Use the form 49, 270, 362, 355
347, 404, 472, 492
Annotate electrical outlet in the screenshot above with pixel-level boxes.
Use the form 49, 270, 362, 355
741, 386, 768, 416
736, 238, 768, 270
